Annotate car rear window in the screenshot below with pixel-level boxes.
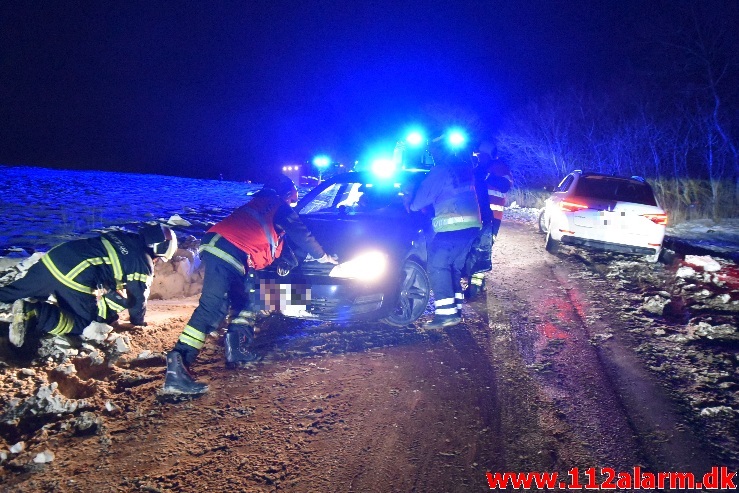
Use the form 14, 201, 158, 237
573, 176, 657, 206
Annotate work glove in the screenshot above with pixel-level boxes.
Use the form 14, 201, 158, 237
273, 257, 293, 276
316, 253, 338, 265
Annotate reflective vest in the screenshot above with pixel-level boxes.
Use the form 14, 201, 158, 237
207, 192, 285, 270
486, 161, 513, 221
409, 163, 482, 233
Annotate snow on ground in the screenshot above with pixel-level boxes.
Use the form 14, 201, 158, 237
0, 165, 262, 254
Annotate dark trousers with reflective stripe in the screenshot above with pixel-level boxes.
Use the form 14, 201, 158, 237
464, 222, 494, 277
427, 228, 479, 313
491, 217, 502, 238
175, 252, 255, 361
0, 261, 99, 335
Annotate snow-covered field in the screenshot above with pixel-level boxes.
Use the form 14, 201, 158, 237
2, 164, 738, 258
0, 165, 263, 254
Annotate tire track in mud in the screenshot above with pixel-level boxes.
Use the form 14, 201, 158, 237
549, 259, 716, 474
482, 221, 718, 481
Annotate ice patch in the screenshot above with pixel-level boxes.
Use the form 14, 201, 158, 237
685, 255, 722, 272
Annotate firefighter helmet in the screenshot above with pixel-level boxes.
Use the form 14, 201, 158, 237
264, 174, 299, 205
140, 224, 178, 262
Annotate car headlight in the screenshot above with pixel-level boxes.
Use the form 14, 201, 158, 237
329, 251, 388, 281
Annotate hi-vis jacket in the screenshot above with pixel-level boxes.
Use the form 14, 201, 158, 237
205, 189, 326, 272
40, 231, 154, 324
409, 163, 482, 233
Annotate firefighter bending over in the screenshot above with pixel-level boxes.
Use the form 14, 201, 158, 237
162, 175, 336, 396
1, 224, 177, 347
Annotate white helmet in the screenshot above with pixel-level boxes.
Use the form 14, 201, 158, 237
141, 224, 178, 262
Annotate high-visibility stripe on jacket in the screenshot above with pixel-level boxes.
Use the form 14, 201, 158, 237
410, 162, 482, 233
38, 232, 154, 325
486, 160, 513, 221
198, 233, 247, 275
207, 188, 326, 270
208, 193, 286, 270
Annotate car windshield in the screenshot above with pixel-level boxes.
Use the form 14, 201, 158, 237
573, 176, 657, 206
299, 180, 409, 216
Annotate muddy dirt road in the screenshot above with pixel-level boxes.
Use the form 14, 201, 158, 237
1, 221, 736, 492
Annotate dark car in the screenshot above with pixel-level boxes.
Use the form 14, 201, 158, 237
259, 169, 432, 326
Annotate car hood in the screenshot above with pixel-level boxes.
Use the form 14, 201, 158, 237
297, 210, 429, 268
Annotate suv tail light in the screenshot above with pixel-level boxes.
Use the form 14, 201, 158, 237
642, 213, 668, 225
559, 200, 589, 212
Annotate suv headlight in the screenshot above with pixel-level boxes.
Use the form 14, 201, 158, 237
329, 251, 388, 281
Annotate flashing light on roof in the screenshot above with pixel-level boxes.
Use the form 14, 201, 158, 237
313, 155, 331, 168
371, 158, 396, 178
405, 131, 425, 147
447, 129, 467, 148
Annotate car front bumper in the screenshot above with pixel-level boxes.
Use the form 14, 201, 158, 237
560, 235, 658, 256
258, 275, 391, 322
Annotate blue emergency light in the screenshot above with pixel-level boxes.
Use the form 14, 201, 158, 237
313, 155, 330, 168
371, 158, 396, 178
405, 131, 425, 147
447, 129, 467, 148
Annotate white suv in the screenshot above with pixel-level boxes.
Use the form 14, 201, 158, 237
539, 171, 667, 262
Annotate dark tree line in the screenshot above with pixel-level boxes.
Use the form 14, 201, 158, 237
496, 3, 738, 221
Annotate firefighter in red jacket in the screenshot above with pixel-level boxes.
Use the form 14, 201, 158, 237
465, 144, 513, 298
1, 224, 177, 346
162, 175, 336, 396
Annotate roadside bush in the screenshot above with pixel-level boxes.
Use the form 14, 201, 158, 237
509, 178, 738, 224
508, 187, 550, 209
651, 179, 738, 222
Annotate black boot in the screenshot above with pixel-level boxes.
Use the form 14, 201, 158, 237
162, 351, 209, 395
225, 325, 259, 368
465, 276, 486, 300
423, 313, 462, 330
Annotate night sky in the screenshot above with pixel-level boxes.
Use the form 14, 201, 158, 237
0, 1, 701, 181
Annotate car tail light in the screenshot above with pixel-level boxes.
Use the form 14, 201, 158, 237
642, 213, 668, 225
559, 200, 588, 212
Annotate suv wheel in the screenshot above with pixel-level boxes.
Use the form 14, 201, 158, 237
646, 250, 661, 263
538, 209, 548, 234
383, 260, 430, 327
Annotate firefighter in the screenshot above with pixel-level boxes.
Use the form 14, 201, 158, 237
407, 146, 482, 329
1, 224, 177, 347
465, 143, 513, 298
162, 174, 336, 396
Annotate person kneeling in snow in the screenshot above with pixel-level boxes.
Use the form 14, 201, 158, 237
0, 224, 177, 347
162, 174, 336, 396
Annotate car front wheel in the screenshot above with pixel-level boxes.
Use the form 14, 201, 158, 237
382, 259, 431, 327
